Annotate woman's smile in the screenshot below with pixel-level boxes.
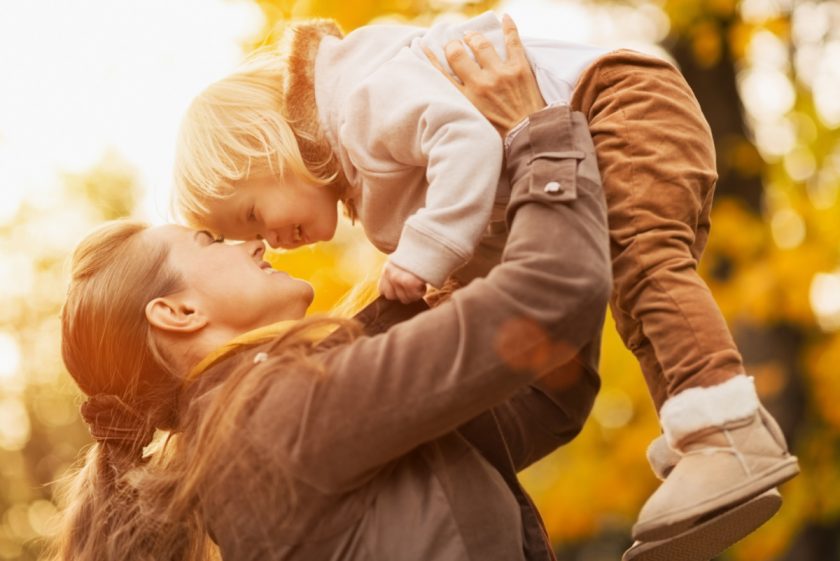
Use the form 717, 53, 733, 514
145, 224, 314, 328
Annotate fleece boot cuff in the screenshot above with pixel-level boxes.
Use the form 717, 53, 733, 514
660, 375, 759, 448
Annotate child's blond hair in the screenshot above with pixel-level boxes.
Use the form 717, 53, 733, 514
172, 49, 335, 228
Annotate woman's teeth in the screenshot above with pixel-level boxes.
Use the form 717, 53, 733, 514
292, 224, 302, 243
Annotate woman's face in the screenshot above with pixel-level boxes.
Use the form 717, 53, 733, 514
144, 225, 314, 332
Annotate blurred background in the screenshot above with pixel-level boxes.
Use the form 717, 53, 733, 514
0, 0, 838, 559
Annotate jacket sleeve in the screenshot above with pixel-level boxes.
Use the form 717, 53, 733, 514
489, 346, 601, 472
342, 50, 504, 287
353, 296, 601, 474
249, 105, 611, 493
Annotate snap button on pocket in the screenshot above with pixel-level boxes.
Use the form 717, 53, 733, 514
530, 150, 585, 202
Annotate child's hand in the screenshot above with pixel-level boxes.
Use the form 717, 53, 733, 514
379, 261, 428, 303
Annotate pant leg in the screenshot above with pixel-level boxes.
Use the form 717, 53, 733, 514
610, 302, 669, 410
610, 177, 716, 412
570, 50, 744, 406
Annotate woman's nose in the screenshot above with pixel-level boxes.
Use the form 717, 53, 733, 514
248, 239, 266, 259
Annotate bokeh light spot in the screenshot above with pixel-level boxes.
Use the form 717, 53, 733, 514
770, 208, 806, 249
0, 333, 21, 381
28, 500, 59, 537
4, 503, 35, 541
810, 271, 840, 331
753, 119, 796, 157
783, 146, 817, 181
0, 252, 35, 300
813, 41, 840, 128
592, 388, 634, 429
739, 67, 795, 121
741, 0, 787, 23
791, 1, 830, 44
0, 399, 30, 451
494, 317, 552, 372
806, 169, 839, 209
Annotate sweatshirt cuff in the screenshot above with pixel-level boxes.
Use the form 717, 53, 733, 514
388, 224, 471, 288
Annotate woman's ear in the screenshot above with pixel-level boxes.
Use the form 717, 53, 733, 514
145, 296, 208, 334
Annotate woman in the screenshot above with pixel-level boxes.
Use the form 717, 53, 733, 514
50, 27, 611, 561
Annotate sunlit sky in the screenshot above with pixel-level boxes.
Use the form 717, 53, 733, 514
0, 0, 264, 224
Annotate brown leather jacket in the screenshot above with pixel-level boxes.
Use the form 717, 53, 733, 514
188, 105, 610, 561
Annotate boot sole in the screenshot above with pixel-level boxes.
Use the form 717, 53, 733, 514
622, 489, 782, 561
633, 455, 799, 541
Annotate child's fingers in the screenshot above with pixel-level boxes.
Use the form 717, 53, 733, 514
379, 275, 396, 300
444, 40, 483, 85
394, 281, 412, 304
422, 46, 463, 90
501, 14, 529, 66
413, 283, 428, 301
400, 285, 425, 304
463, 31, 503, 72
395, 272, 426, 303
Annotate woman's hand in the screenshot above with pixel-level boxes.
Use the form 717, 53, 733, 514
424, 14, 547, 135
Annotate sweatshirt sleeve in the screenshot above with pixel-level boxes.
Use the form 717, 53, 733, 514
340, 50, 504, 287
249, 105, 611, 493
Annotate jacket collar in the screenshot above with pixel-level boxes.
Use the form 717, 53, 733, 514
185, 297, 429, 384
185, 320, 333, 382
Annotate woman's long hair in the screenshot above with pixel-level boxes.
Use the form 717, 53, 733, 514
48, 220, 360, 560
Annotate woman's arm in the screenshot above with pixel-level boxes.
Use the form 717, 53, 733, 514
244, 99, 610, 493
442, 15, 602, 473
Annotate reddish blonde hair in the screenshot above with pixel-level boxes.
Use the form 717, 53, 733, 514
50, 220, 360, 560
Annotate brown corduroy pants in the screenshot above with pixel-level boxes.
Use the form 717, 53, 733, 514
570, 50, 744, 410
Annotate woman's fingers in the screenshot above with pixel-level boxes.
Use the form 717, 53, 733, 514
501, 13, 529, 67
463, 31, 503, 71
427, 15, 545, 133
443, 41, 482, 84
423, 46, 463, 89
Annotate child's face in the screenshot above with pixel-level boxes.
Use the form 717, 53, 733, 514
204, 171, 340, 249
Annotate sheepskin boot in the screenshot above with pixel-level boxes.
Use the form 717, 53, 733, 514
632, 375, 799, 542
645, 434, 679, 481
623, 433, 783, 561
